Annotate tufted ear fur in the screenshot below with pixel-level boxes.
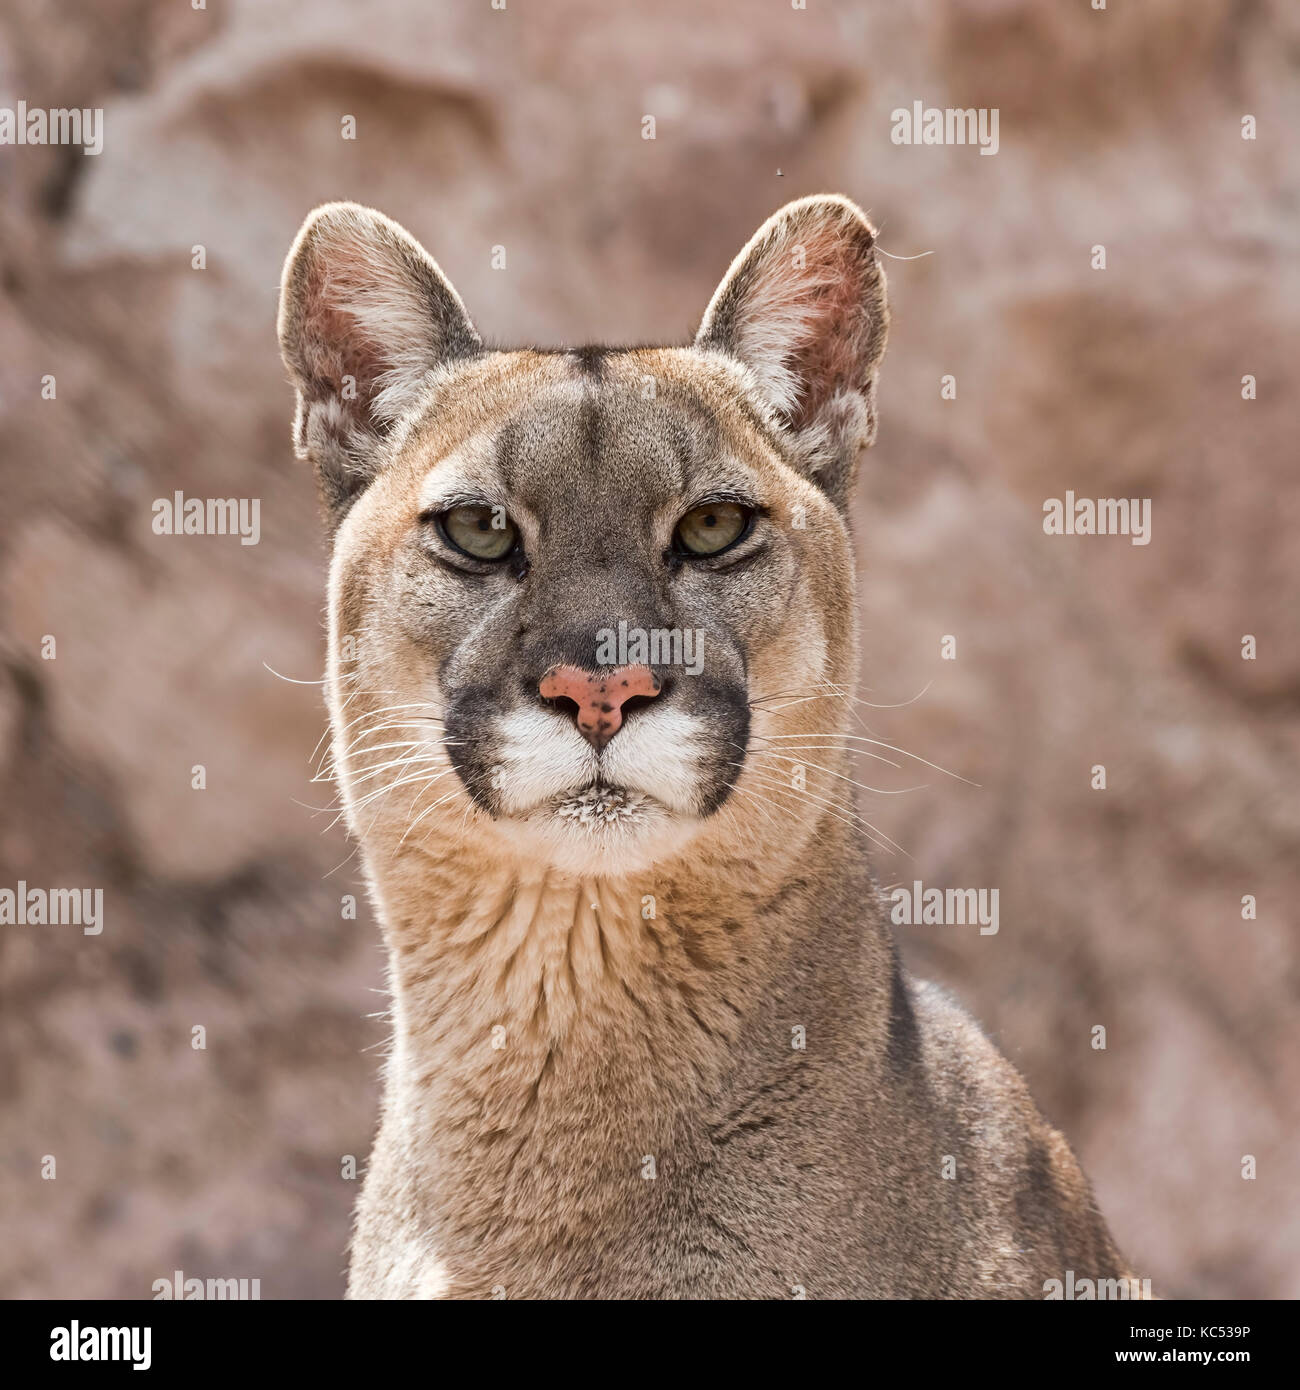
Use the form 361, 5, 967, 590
277, 202, 481, 525
696, 195, 889, 507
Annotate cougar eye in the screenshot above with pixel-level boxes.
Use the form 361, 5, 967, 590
673, 501, 753, 557
437, 504, 518, 561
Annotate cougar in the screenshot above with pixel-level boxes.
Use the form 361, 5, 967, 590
277, 194, 1138, 1299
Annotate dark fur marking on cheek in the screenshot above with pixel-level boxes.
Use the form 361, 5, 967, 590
692, 686, 751, 817
440, 681, 506, 816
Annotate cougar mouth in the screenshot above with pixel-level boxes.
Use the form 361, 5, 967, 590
553, 784, 653, 827
502, 780, 690, 875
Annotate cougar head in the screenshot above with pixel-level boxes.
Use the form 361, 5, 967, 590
278, 195, 888, 876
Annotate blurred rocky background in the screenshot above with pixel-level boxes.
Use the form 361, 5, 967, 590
0, 0, 1296, 1299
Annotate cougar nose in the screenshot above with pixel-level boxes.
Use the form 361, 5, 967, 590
539, 664, 663, 750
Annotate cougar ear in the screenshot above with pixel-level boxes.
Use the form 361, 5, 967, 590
277, 202, 481, 525
695, 195, 889, 507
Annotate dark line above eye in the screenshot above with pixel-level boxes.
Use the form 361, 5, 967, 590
687, 491, 765, 513
418, 495, 496, 525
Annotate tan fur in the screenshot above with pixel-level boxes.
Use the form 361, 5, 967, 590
278, 197, 1144, 1298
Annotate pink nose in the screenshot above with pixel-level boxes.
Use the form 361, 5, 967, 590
539, 663, 663, 750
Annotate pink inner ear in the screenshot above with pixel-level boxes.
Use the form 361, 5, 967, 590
736, 211, 881, 431
787, 244, 872, 432
297, 250, 390, 413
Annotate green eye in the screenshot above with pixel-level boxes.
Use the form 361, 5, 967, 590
674, 501, 752, 557
438, 504, 518, 561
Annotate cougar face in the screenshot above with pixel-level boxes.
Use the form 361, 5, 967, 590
280, 196, 887, 876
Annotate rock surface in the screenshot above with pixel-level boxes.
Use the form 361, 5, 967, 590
0, 0, 1295, 1298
